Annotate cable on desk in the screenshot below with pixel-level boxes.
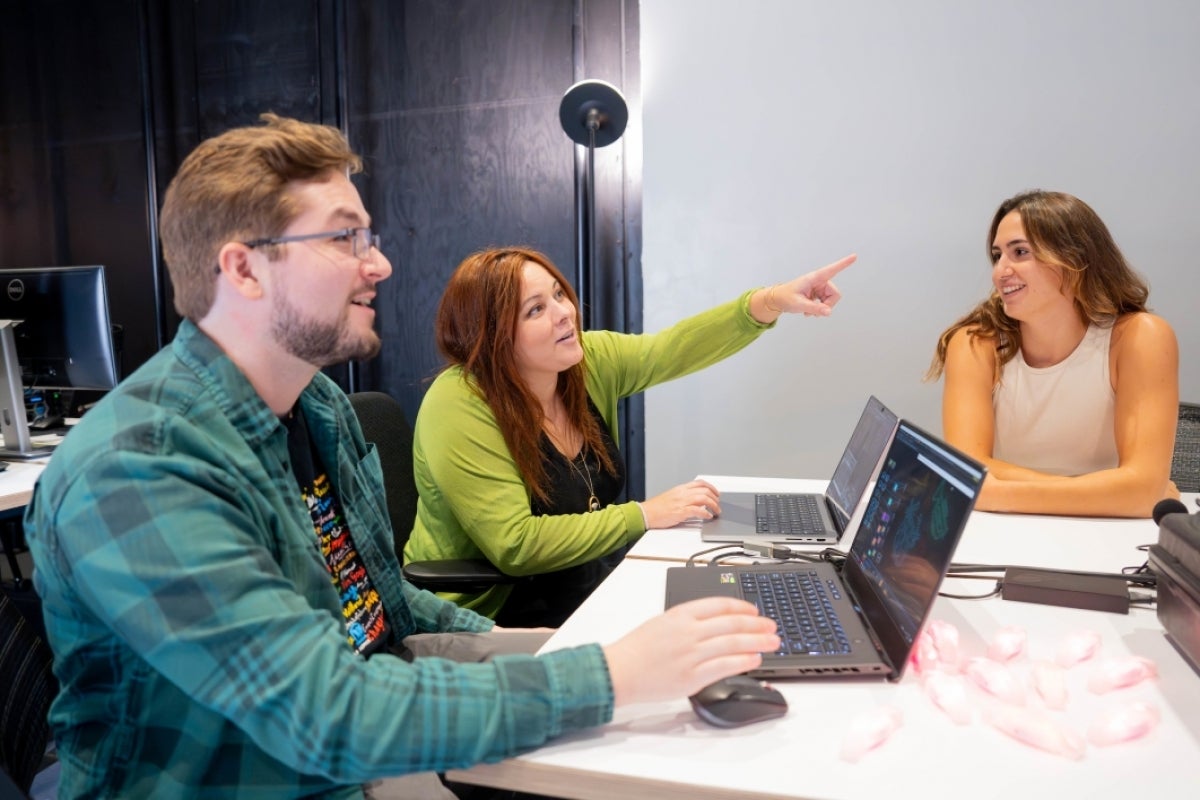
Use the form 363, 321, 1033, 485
818, 547, 848, 569
740, 542, 796, 560
947, 561, 1157, 589
684, 544, 744, 568
714, 555, 788, 567
947, 562, 1160, 610
685, 543, 851, 569
739, 542, 849, 567
1124, 545, 1156, 584
1129, 591, 1157, 608
938, 573, 1004, 600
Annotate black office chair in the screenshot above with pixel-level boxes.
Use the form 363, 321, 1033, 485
0, 589, 57, 798
347, 391, 516, 592
1, 510, 32, 591
1172, 401, 1200, 494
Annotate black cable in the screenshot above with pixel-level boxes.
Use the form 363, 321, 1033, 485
684, 544, 743, 568
943, 564, 1160, 606
938, 571, 1005, 600
683, 542, 852, 569
736, 542, 848, 567
941, 572, 1004, 581
715, 555, 788, 567
739, 542, 796, 560
947, 561, 1156, 588
819, 548, 848, 568
1123, 545, 1156, 584
939, 581, 1003, 600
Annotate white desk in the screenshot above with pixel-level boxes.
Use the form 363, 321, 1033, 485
0, 459, 46, 512
626, 477, 835, 564
447, 478, 1200, 800
630, 475, 1186, 576
0, 428, 61, 511
0, 455, 48, 588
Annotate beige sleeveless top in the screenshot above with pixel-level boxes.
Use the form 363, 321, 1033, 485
992, 324, 1117, 476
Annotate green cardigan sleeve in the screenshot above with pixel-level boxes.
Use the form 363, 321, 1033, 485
582, 290, 774, 435
405, 290, 772, 619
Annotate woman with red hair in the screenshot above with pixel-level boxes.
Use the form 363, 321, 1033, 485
406, 246, 854, 627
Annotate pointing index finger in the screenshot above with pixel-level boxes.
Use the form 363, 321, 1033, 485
810, 253, 857, 283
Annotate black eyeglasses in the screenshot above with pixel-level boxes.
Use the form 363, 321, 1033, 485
242, 227, 381, 260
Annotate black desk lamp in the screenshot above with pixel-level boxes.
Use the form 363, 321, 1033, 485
559, 79, 628, 330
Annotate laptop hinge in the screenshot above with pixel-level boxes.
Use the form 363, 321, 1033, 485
840, 565, 900, 680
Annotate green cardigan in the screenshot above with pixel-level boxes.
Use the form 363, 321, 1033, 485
405, 291, 773, 618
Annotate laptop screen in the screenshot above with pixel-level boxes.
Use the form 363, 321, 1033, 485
825, 395, 898, 526
843, 421, 986, 670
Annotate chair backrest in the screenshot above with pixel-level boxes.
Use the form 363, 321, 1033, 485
1173, 401, 1200, 494
348, 392, 420, 560
0, 589, 55, 795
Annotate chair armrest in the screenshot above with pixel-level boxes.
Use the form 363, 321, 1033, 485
402, 558, 520, 593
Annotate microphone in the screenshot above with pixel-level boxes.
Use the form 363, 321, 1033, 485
1152, 497, 1189, 525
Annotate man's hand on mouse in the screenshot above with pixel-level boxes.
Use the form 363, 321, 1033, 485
602, 597, 779, 707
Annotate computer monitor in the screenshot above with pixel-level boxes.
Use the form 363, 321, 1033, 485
0, 265, 119, 459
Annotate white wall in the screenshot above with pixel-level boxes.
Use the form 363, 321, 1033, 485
639, 0, 1200, 492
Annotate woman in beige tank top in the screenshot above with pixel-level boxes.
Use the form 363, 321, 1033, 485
927, 190, 1179, 518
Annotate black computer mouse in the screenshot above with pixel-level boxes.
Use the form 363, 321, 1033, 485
688, 675, 788, 728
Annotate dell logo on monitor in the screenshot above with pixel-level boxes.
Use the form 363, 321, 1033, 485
6, 279, 24, 302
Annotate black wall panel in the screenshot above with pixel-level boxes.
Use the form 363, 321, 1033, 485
0, 0, 159, 380
347, 0, 578, 411
0, 0, 643, 496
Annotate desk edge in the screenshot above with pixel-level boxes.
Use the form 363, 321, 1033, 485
445, 760, 800, 800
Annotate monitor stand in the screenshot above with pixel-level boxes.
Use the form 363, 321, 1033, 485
0, 320, 55, 460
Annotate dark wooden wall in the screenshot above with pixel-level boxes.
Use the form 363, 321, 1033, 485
0, 0, 645, 497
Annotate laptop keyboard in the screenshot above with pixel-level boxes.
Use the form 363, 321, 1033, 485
738, 570, 851, 657
755, 493, 824, 535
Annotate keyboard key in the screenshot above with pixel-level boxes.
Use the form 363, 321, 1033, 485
739, 570, 850, 656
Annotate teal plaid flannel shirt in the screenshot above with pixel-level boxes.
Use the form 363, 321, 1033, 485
24, 320, 613, 799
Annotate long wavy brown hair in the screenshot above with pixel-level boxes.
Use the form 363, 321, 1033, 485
435, 247, 617, 505
927, 190, 1150, 381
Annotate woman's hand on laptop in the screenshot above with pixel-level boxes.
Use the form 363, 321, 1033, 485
639, 479, 721, 529
602, 597, 779, 707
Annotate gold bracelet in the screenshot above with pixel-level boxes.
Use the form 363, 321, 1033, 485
764, 285, 784, 314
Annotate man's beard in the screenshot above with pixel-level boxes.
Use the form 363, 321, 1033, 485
271, 293, 381, 367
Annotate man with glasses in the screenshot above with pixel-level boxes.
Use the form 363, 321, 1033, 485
23, 114, 777, 799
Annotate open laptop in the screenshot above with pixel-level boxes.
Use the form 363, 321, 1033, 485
667, 420, 986, 680
700, 395, 898, 546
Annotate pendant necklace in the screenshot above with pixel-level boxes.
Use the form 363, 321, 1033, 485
571, 449, 601, 512
547, 398, 600, 511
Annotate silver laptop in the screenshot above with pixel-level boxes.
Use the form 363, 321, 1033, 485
667, 420, 985, 680
700, 395, 898, 546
